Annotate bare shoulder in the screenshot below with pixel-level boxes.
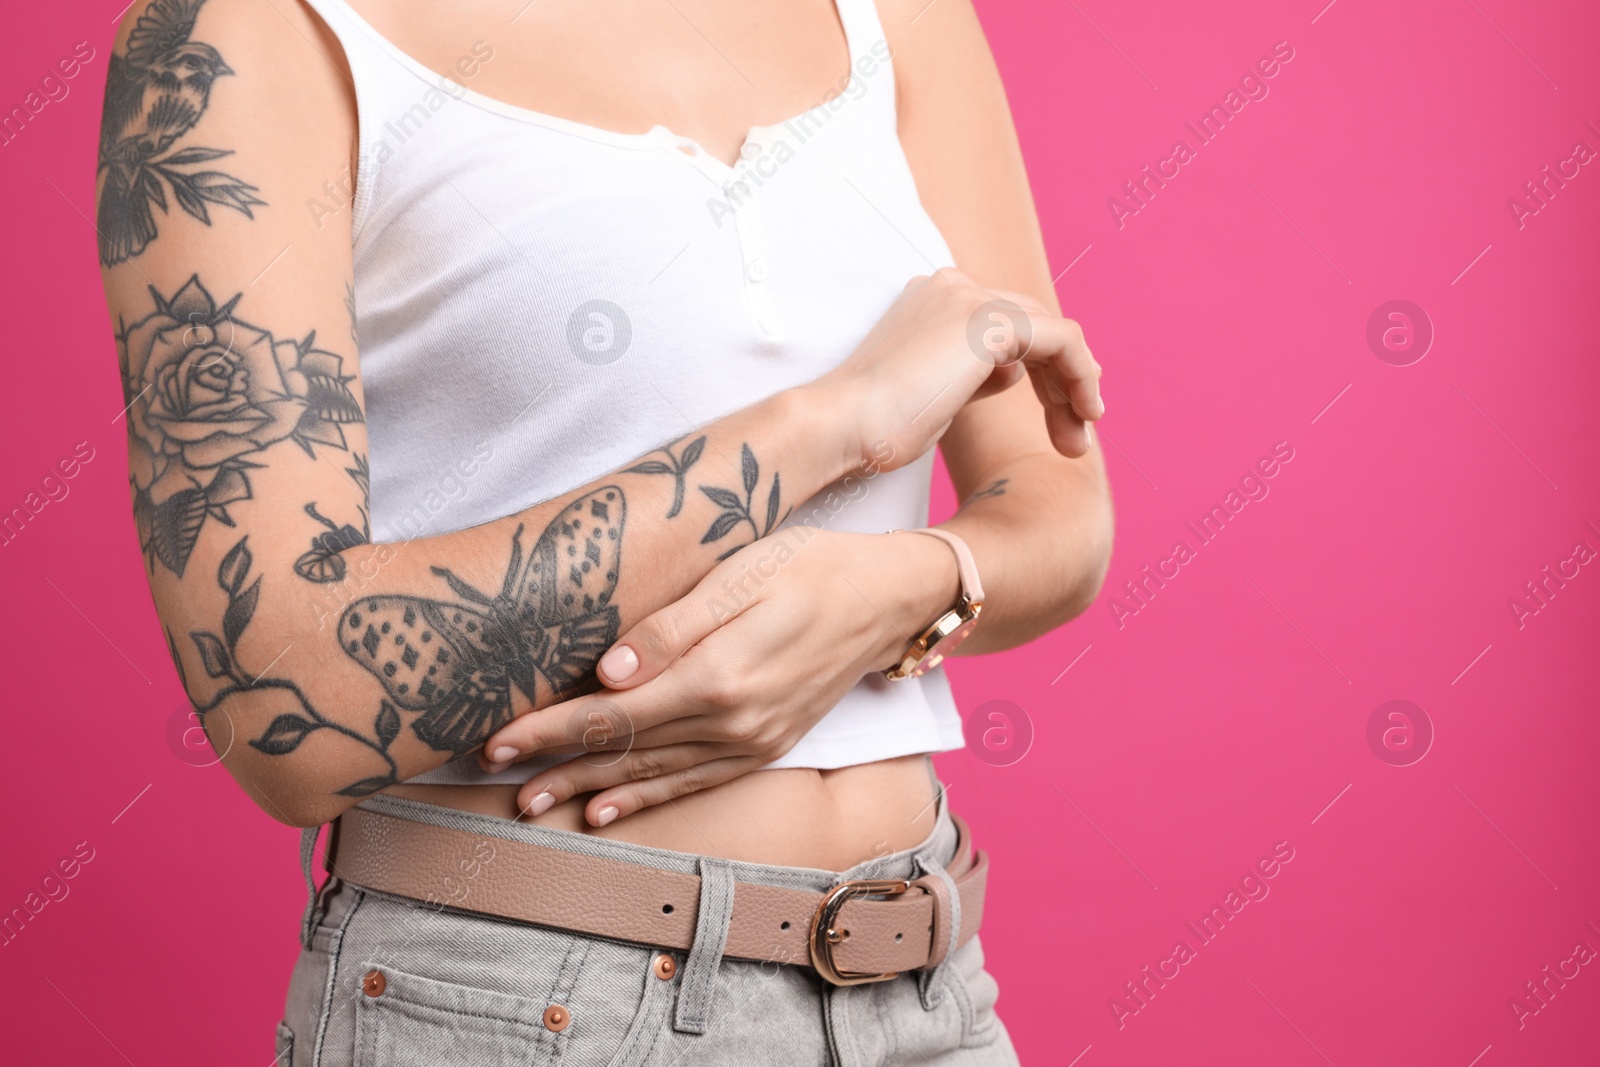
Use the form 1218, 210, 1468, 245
875, 0, 995, 102
871, 0, 1049, 300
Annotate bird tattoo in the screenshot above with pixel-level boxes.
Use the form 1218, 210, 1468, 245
97, 0, 264, 266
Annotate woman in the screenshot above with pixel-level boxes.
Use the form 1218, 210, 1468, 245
98, 0, 1110, 1062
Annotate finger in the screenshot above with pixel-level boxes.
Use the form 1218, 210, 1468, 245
480, 677, 690, 769
595, 551, 758, 690
970, 358, 1027, 401
1023, 315, 1103, 426
973, 292, 1103, 441
587, 756, 767, 825
511, 743, 734, 820
509, 713, 730, 757
1026, 363, 1096, 457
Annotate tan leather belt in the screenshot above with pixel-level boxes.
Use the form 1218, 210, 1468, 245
328, 805, 988, 986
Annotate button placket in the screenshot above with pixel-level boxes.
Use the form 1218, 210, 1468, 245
648, 124, 783, 338
730, 196, 781, 337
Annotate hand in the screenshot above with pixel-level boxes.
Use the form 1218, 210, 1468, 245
819, 270, 1105, 468
478, 528, 958, 825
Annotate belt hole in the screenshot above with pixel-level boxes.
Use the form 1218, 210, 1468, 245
780, 920, 790, 930
895, 933, 903, 942
662, 903, 674, 914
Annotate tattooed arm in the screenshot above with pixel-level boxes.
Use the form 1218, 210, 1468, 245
99, 1, 1100, 826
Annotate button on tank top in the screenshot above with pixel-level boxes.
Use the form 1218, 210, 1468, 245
299, 0, 965, 783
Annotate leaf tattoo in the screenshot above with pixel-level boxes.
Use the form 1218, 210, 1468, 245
181, 536, 402, 795
346, 453, 370, 495
699, 444, 785, 560
624, 434, 705, 518
964, 478, 1009, 506
97, 0, 264, 265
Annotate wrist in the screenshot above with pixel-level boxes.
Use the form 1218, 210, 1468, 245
796, 370, 875, 481
866, 530, 964, 672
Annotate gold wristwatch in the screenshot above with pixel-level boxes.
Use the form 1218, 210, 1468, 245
884, 528, 985, 681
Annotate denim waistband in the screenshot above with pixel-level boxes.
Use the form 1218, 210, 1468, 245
302, 785, 964, 1037
347, 787, 959, 887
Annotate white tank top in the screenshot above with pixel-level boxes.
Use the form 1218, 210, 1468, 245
301, 0, 965, 783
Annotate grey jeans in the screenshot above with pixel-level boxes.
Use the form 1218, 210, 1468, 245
277, 794, 1019, 1067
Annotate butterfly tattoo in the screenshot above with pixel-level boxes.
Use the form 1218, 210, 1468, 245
336, 487, 627, 755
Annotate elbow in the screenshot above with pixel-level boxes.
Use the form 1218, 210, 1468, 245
1059, 481, 1115, 622
212, 708, 367, 827
243, 772, 356, 828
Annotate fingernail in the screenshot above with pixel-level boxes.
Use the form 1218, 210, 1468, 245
1085, 422, 1096, 447
599, 645, 639, 683
489, 745, 518, 763
524, 790, 556, 817
595, 805, 619, 827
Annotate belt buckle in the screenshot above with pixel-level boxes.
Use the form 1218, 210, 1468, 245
809, 878, 913, 986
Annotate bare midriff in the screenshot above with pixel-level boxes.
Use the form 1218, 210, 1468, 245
386, 754, 939, 871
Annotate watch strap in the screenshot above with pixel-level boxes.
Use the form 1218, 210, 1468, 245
903, 527, 984, 605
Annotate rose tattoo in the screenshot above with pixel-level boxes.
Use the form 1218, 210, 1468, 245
118, 275, 362, 575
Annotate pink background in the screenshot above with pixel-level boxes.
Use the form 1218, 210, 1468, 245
2, 0, 1597, 1063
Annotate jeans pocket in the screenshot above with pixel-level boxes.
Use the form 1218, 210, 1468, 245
350, 949, 676, 1067
352, 963, 553, 1067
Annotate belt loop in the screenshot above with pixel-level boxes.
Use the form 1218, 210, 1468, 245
298, 824, 324, 949
673, 856, 735, 1035
912, 862, 961, 1011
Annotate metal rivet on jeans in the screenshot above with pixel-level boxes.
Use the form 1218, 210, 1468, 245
543, 1004, 571, 1032
361, 969, 385, 997
653, 953, 677, 980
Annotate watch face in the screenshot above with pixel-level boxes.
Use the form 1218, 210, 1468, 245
911, 615, 980, 677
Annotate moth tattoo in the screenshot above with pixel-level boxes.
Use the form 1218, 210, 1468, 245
336, 488, 627, 754
98, 0, 264, 265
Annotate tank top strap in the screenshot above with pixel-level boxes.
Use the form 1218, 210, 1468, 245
297, 0, 490, 239
297, 0, 424, 96
836, 0, 892, 58
833, 0, 900, 122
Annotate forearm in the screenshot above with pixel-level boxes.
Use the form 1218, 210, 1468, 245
938, 448, 1112, 655
177, 381, 861, 826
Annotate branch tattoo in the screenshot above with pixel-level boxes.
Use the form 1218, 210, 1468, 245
699, 444, 786, 559
188, 536, 404, 797
965, 478, 1008, 506
98, 0, 263, 265
624, 434, 705, 518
